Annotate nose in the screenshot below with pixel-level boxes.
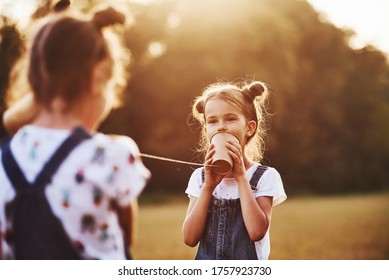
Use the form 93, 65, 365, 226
217, 120, 227, 132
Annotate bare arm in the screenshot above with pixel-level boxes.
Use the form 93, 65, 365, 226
227, 140, 273, 241
236, 175, 273, 241
116, 199, 138, 251
182, 186, 213, 247
3, 94, 38, 135
182, 144, 224, 247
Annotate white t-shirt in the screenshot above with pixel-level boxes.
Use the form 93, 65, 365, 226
185, 163, 286, 260
0, 125, 150, 259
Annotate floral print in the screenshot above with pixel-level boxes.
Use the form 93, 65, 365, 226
0, 126, 150, 259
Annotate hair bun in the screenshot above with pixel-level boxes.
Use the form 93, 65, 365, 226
195, 99, 205, 114
92, 7, 125, 29
243, 81, 266, 102
54, 0, 70, 12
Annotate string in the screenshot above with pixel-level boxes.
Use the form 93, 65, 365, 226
140, 153, 215, 167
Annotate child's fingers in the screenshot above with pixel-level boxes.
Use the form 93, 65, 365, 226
204, 147, 214, 171
205, 144, 215, 161
226, 141, 241, 158
204, 157, 213, 168
228, 150, 242, 165
207, 143, 215, 152
226, 141, 245, 173
227, 139, 241, 149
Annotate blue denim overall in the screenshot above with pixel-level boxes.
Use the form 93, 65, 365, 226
1, 128, 92, 259
1, 127, 134, 260
195, 165, 268, 260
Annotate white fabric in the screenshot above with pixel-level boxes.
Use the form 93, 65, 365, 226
0, 125, 150, 259
185, 162, 286, 259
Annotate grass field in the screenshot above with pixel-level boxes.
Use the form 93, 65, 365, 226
132, 192, 389, 260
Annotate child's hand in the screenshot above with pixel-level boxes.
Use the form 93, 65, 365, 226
203, 144, 225, 191
226, 140, 246, 178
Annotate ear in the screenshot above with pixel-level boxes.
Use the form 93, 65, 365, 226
246, 120, 257, 137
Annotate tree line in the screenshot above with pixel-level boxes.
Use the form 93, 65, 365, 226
1, 0, 388, 195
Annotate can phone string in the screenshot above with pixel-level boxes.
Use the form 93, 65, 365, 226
139, 133, 238, 167
139, 153, 218, 167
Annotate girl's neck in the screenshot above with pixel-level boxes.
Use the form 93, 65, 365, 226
32, 100, 97, 131
32, 110, 85, 130
242, 147, 254, 170
243, 157, 254, 170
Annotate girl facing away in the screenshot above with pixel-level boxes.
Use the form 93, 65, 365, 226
0, 2, 150, 259
182, 81, 287, 260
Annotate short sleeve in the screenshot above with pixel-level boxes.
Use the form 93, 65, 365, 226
109, 136, 151, 206
254, 167, 286, 206
185, 168, 203, 198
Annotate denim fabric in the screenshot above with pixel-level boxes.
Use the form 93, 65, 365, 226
195, 165, 267, 260
195, 196, 257, 260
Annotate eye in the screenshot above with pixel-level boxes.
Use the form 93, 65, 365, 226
206, 119, 217, 124
226, 117, 236, 122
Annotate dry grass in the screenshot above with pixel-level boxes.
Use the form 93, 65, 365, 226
132, 192, 389, 260
132, 197, 197, 260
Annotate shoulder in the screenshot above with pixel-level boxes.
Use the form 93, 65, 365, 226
83, 133, 142, 163
190, 167, 204, 183
78, 133, 150, 203
262, 166, 282, 181
93, 134, 140, 153
88, 133, 150, 176
68, 132, 150, 182
185, 167, 204, 197
254, 165, 287, 206
249, 163, 280, 183
108, 134, 140, 151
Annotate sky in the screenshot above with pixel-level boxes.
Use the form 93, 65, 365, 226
307, 0, 389, 58
1, 0, 389, 58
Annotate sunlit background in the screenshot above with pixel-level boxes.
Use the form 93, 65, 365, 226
1, 0, 389, 57
308, 0, 389, 56
1, 0, 388, 260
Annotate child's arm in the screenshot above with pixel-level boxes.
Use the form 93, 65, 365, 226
3, 94, 38, 135
237, 176, 273, 241
227, 140, 273, 242
182, 145, 223, 247
116, 199, 138, 253
182, 186, 214, 247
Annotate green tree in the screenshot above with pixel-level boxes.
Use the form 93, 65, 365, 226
2, 0, 389, 195
0, 18, 25, 135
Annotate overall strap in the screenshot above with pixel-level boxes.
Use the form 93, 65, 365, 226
0, 136, 10, 148
249, 165, 268, 191
1, 127, 91, 192
1, 138, 30, 192
33, 127, 91, 189
201, 167, 205, 186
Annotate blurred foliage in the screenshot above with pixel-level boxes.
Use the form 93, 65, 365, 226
1, 0, 389, 195
0, 17, 25, 136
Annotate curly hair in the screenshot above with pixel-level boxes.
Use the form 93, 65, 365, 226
192, 80, 270, 162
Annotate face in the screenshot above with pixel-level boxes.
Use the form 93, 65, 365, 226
204, 97, 256, 147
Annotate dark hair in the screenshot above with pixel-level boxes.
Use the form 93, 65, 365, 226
53, 0, 71, 12
28, 6, 125, 110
